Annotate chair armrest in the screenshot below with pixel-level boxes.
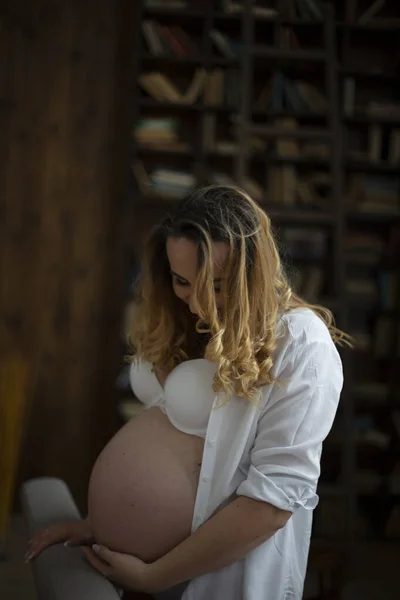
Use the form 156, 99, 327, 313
20, 477, 121, 600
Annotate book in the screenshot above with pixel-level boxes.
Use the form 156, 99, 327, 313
357, 0, 386, 24
254, 80, 272, 111
142, 20, 164, 56
275, 118, 300, 158
203, 114, 216, 150
296, 81, 328, 113
343, 78, 355, 116
388, 130, 400, 164
303, 267, 324, 299
181, 69, 206, 104
345, 233, 384, 265
366, 102, 400, 119
297, 179, 321, 206
139, 73, 182, 102
225, 68, 240, 109
268, 167, 284, 204
280, 0, 297, 20
374, 315, 393, 358
295, 0, 322, 21
132, 160, 152, 195
272, 71, 285, 111
204, 69, 224, 106
368, 125, 383, 163
171, 26, 199, 55
151, 168, 195, 187
161, 25, 188, 56
346, 278, 377, 299
210, 30, 236, 58
222, 1, 277, 19
210, 172, 236, 187
242, 177, 264, 202
302, 142, 330, 159
377, 270, 398, 310
283, 229, 327, 260
284, 79, 308, 112
139, 71, 205, 104
281, 166, 297, 206
301, 0, 322, 20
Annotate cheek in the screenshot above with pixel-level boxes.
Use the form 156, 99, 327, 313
173, 284, 188, 303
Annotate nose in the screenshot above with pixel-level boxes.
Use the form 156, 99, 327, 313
188, 294, 198, 315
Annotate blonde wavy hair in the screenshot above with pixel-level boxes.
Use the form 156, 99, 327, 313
128, 185, 349, 401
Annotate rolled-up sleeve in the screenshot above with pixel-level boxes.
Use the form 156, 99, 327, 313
236, 327, 343, 513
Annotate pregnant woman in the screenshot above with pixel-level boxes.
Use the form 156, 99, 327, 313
26, 186, 345, 600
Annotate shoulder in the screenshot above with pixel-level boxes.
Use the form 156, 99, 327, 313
273, 308, 343, 383
277, 307, 335, 350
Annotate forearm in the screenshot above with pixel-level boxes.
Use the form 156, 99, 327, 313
151, 496, 290, 591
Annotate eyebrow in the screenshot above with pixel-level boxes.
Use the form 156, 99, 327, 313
171, 270, 222, 283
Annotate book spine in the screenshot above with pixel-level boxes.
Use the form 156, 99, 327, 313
162, 26, 187, 56
343, 77, 355, 116
357, 0, 386, 24
368, 125, 383, 163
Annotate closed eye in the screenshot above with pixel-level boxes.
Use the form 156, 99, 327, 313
173, 274, 190, 287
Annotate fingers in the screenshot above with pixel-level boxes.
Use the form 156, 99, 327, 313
92, 544, 117, 565
82, 547, 113, 578
25, 531, 51, 562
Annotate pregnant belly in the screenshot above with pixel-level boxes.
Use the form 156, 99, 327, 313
88, 407, 204, 563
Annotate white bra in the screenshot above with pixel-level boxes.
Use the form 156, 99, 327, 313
129, 358, 217, 438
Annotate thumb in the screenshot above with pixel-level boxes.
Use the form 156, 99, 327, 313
65, 533, 93, 547
92, 544, 115, 564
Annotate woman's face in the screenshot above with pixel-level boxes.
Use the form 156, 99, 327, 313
166, 236, 229, 316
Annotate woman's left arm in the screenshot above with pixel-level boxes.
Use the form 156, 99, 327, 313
84, 494, 289, 593
149, 495, 291, 590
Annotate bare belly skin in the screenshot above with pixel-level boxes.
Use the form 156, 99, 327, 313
88, 407, 204, 562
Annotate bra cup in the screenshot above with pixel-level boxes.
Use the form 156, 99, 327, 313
164, 359, 217, 436
129, 359, 163, 405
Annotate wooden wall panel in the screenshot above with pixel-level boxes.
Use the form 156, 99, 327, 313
0, 0, 138, 510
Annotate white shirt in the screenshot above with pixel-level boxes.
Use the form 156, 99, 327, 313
141, 308, 344, 600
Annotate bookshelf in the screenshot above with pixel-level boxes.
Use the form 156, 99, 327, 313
121, 0, 400, 595
335, 0, 400, 555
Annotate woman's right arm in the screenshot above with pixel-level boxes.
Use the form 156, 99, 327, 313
25, 517, 94, 562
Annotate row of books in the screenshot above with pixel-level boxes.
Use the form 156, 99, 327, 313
345, 0, 400, 26
344, 79, 400, 121
133, 162, 196, 199
255, 73, 327, 113
142, 20, 200, 57
139, 68, 328, 115
346, 269, 398, 308
346, 175, 400, 214
347, 124, 400, 165
145, 0, 323, 22
139, 69, 206, 104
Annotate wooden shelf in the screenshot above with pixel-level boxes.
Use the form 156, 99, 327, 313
344, 114, 400, 127
347, 210, 400, 223
336, 20, 400, 32
253, 47, 327, 62
340, 67, 399, 83
345, 160, 400, 175
139, 98, 204, 111
261, 154, 330, 167
143, 7, 207, 19
140, 53, 239, 66
245, 123, 332, 140
263, 206, 334, 225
